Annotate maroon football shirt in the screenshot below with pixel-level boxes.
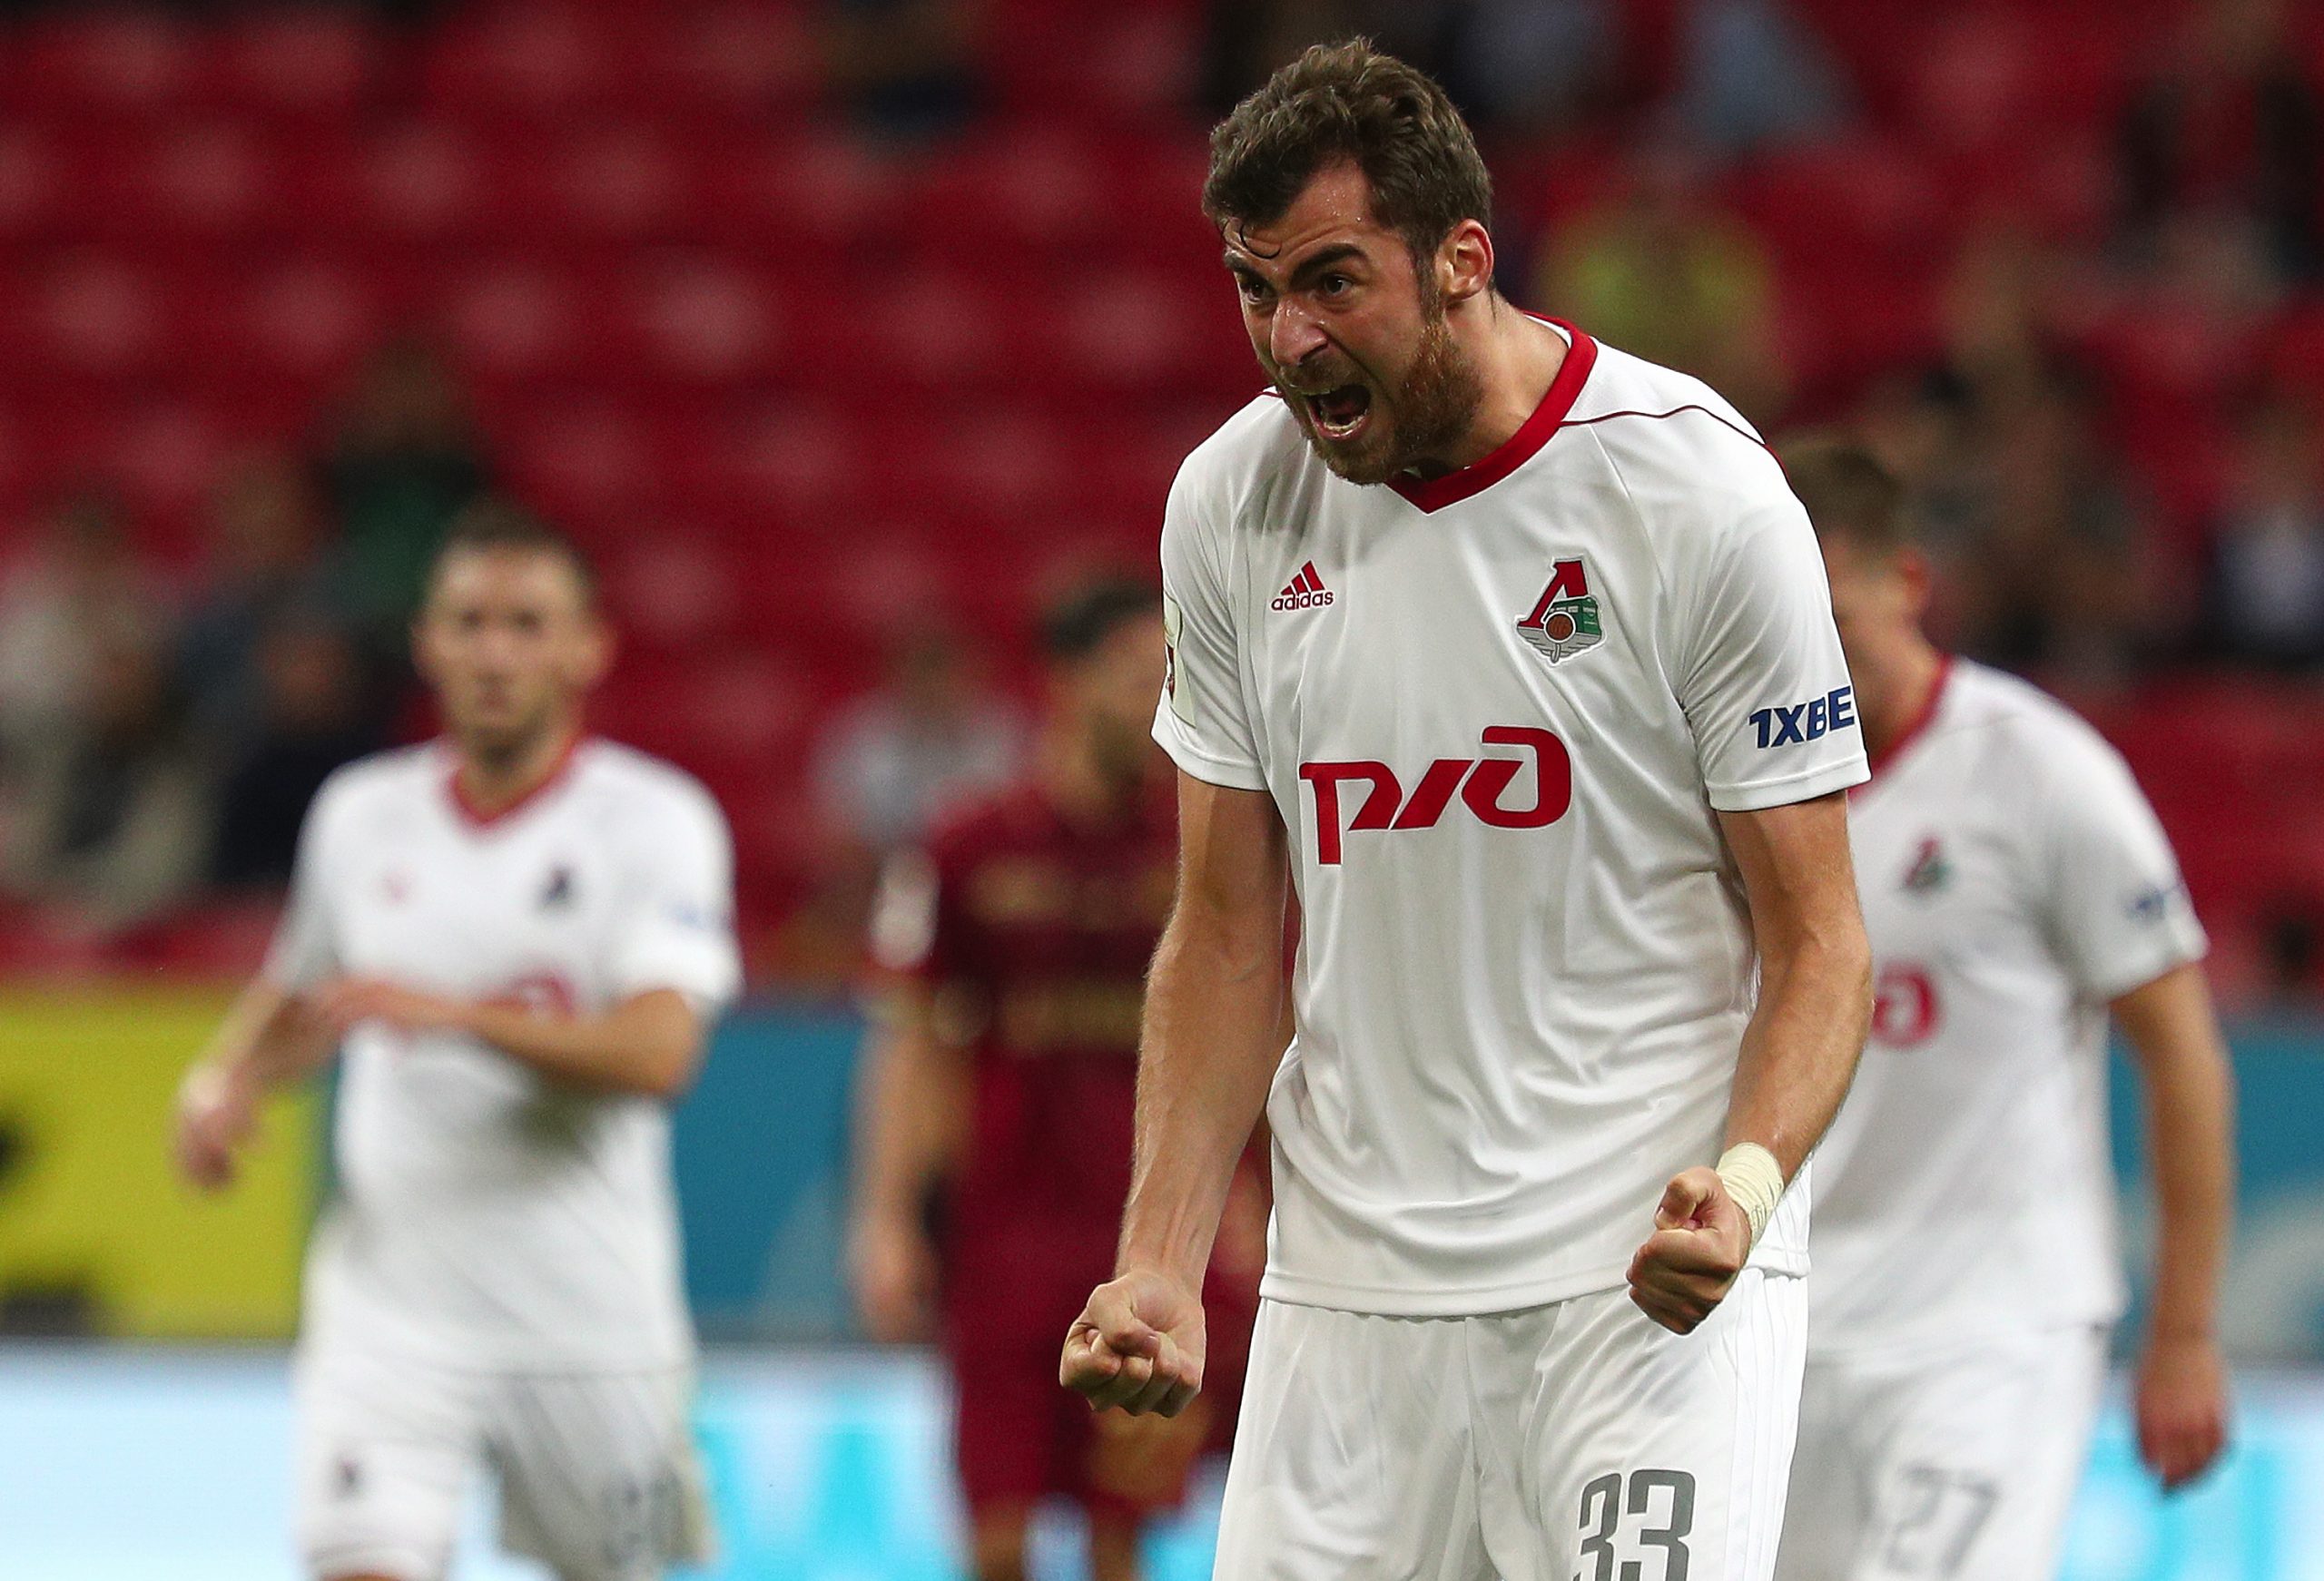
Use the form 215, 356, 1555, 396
902, 778, 1177, 1277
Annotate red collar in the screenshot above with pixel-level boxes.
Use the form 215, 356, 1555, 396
445, 734, 586, 830
1857, 654, 1952, 789
1387, 319, 1599, 514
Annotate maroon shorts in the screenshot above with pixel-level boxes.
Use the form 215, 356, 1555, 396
942, 1220, 1234, 1523
948, 1311, 1216, 1522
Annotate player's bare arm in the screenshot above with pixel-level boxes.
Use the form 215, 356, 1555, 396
1061, 773, 1288, 1418
174, 978, 339, 1191
847, 986, 972, 1343
2112, 960, 2237, 1489
1629, 791, 1871, 1334
314, 978, 707, 1098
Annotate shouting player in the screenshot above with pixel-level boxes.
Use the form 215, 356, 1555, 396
173, 505, 741, 1581
851, 579, 1263, 1581
1059, 42, 1874, 1580
1776, 440, 2236, 1581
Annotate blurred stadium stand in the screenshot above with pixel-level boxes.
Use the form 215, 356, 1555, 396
0, 0, 2317, 997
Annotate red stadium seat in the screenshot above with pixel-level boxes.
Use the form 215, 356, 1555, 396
11, 10, 199, 120
651, 3, 819, 124
420, 0, 631, 121
204, 9, 386, 122
503, 396, 655, 518
620, 253, 787, 386
360, 120, 492, 240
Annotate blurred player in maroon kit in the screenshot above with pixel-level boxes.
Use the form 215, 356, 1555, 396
848, 578, 1265, 1581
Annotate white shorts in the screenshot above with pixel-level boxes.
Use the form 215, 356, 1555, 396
293, 1342, 714, 1581
1215, 1268, 1807, 1581
1777, 1325, 2109, 1581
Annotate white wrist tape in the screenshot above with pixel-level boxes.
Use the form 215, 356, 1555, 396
1717, 1143, 1786, 1248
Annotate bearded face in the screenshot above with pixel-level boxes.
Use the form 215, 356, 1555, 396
1267, 274, 1486, 485
1224, 163, 1491, 487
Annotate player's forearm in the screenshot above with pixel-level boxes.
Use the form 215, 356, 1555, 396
1723, 911, 1872, 1179
851, 1007, 968, 1224
1116, 913, 1285, 1289
461, 989, 704, 1098
193, 981, 333, 1094
2117, 965, 2237, 1341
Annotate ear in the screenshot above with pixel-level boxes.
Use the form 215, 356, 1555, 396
573, 615, 614, 691
1437, 219, 1495, 307
1896, 547, 1935, 624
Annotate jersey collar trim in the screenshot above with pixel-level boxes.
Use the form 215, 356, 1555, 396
444, 732, 588, 830
1386, 319, 1598, 514
1857, 654, 1954, 789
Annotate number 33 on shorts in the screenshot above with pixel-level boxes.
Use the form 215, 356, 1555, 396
1576, 1468, 1697, 1581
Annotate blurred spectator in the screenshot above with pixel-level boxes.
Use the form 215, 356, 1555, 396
1974, 373, 2157, 685
2205, 392, 2324, 668
208, 617, 379, 890
2118, 0, 2322, 288
1442, 1, 1616, 133
1202, 2, 1613, 131
814, 628, 1026, 857
319, 339, 490, 651
1538, 144, 1789, 419
179, 452, 350, 748
1669, 0, 1849, 157
0, 630, 209, 933
0, 490, 168, 774
823, 0, 984, 138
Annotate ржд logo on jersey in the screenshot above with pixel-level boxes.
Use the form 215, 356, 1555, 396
1300, 726, 1571, 865
1515, 558, 1604, 664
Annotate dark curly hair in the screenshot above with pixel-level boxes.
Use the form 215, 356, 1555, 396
1203, 39, 1494, 277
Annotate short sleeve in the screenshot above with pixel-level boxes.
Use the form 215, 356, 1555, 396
1154, 462, 1266, 791
2035, 736, 2208, 1001
1676, 501, 1869, 812
262, 781, 342, 990
867, 847, 964, 981
607, 786, 743, 1013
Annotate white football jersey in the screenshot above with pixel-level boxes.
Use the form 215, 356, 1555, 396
1155, 323, 1867, 1315
1808, 660, 2206, 1350
266, 738, 743, 1370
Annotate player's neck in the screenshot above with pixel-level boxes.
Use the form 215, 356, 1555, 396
1410, 303, 1567, 479
1039, 724, 1140, 825
451, 722, 583, 818
1858, 640, 1946, 764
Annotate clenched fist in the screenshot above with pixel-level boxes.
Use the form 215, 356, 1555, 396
174, 1063, 260, 1193
2136, 1333, 2230, 1490
1059, 1266, 1206, 1418
1627, 1166, 1750, 1334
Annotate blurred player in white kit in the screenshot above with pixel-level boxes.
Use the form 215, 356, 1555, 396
173, 505, 742, 1581
1059, 42, 1876, 1580
1776, 440, 2237, 1581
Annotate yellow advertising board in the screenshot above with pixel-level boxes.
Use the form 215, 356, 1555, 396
0, 987, 314, 1339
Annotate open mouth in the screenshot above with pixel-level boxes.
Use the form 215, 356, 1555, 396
1299, 383, 1373, 442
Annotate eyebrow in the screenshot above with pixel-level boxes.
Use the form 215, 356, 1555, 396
1222, 241, 1372, 290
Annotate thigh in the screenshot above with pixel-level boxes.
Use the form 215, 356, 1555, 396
949, 1323, 1069, 1516
1846, 1329, 2110, 1581
1775, 1354, 1880, 1581
1212, 1300, 1492, 1581
1487, 1268, 1808, 1581
293, 1344, 481, 1581
487, 1368, 714, 1581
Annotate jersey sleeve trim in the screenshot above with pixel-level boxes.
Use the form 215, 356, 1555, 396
1706, 755, 1868, 813
1152, 709, 1268, 790
2081, 924, 2210, 1005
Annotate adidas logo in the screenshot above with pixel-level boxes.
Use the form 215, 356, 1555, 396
1272, 561, 1335, 612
